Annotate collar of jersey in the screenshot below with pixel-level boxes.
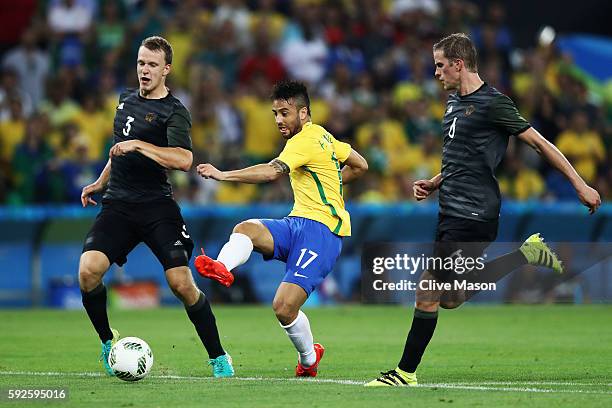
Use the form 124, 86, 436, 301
458, 82, 487, 99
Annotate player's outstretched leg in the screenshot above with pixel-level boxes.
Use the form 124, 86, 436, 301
167, 266, 234, 377
79, 250, 117, 375
195, 220, 268, 286
519, 233, 563, 273
274, 283, 324, 377
459, 233, 563, 304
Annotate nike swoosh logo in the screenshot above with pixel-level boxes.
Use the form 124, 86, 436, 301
294, 272, 308, 278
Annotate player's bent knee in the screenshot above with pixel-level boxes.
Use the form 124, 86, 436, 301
272, 299, 299, 325
233, 220, 262, 240
166, 272, 197, 303
78, 251, 109, 291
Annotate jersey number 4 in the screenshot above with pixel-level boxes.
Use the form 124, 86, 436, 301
123, 116, 135, 136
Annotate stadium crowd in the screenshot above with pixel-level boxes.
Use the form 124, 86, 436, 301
0, 0, 610, 206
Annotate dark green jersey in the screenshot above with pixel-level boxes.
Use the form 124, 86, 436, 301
103, 89, 192, 203
439, 83, 530, 221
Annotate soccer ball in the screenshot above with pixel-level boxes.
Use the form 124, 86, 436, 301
109, 337, 154, 381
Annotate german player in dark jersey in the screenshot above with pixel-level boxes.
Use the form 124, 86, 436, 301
366, 33, 601, 387
78, 36, 234, 378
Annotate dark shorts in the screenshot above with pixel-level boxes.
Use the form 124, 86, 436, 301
430, 213, 498, 281
82, 198, 194, 270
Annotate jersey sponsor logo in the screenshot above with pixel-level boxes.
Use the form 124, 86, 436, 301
145, 112, 156, 123
117, 103, 124, 110
174, 240, 183, 246
294, 271, 308, 278
464, 105, 475, 116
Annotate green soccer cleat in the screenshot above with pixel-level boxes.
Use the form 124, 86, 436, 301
100, 328, 120, 376
208, 353, 235, 378
519, 233, 563, 274
364, 368, 418, 387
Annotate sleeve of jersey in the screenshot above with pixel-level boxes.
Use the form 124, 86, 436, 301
167, 105, 193, 151
489, 95, 531, 136
333, 138, 352, 162
277, 138, 312, 171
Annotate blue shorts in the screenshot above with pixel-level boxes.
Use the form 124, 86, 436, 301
260, 216, 343, 296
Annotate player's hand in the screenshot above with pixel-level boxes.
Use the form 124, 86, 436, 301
413, 179, 436, 201
81, 182, 102, 207
109, 140, 141, 157
576, 184, 601, 214
196, 163, 226, 181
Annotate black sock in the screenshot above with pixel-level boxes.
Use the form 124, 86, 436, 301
397, 309, 438, 373
185, 292, 225, 359
465, 250, 527, 300
81, 283, 113, 342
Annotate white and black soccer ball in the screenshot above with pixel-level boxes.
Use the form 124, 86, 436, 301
109, 337, 154, 381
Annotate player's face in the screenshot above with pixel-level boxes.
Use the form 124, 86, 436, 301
433, 50, 460, 91
272, 98, 304, 139
137, 46, 170, 95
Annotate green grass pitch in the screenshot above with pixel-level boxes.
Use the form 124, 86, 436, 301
1, 305, 610, 407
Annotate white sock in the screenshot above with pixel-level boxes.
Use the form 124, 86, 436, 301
281, 310, 316, 367
216, 233, 254, 271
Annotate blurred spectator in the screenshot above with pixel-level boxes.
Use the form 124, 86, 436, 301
39, 76, 80, 128
238, 21, 286, 86
0, 98, 27, 164
280, 1, 328, 85
72, 94, 113, 161
499, 154, 545, 201
60, 137, 104, 202
9, 115, 54, 204
0, 69, 33, 120
192, 20, 242, 91
48, 0, 94, 36
2, 29, 50, 109
235, 75, 282, 163
556, 110, 605, 184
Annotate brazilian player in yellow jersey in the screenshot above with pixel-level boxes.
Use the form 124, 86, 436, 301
195, 81, 368, 377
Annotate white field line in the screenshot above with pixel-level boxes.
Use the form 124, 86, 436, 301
0, 371, 610, 395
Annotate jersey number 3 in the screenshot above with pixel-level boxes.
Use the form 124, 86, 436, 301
123, 116, 135, 136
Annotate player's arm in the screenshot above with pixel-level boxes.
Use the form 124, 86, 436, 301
109, 141, 193, 171
341, 148, 368, 184
81, 159, 111, 207
518, 127, 601, 214
196, 159, 288, 184
413, 173, 442, 201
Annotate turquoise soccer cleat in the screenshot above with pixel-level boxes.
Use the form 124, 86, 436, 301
208, 353, 235, 378
100, 328, 120, 376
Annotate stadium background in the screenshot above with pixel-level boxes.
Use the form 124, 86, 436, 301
0, 0, 610, 308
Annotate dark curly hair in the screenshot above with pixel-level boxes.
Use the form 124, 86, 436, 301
271, 80, 311, 116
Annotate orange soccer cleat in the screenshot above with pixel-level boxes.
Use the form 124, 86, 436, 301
295, 343, 325, 377
194, 249, 235, 287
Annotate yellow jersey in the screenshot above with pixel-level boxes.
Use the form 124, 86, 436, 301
277, 122, 352, 236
